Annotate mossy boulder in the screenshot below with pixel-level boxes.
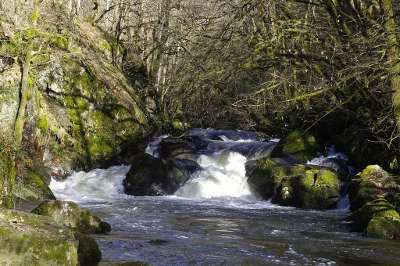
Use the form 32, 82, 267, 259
352, 199, 400, 240
32, 200, 111, 234
272, 130, 320, 163
348, 165, 400, 211
0, 208, 78, 265
74, 232, 102, 266
246, 157, 340, 209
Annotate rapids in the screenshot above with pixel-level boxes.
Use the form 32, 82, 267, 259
49, 129, 400, 265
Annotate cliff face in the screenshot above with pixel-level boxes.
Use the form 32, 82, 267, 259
0, 3, 150, 180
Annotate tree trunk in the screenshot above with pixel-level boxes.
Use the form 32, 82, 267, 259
14, 0, 39, 145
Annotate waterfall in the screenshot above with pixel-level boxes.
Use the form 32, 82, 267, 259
174, 151, 254, 199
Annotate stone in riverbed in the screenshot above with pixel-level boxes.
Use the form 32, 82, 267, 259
348, 165, 400, 212
246, 157, 340, 210
352, 199, 400, 240
123, 153, 198, 196
32, 200, 111, 234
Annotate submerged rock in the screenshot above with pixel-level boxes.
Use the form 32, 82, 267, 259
0, 209, 79, 265
32, 200, 111, 234
246, 157, 340, 209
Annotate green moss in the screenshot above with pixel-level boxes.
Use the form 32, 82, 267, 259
50, 35, 69, 50
36, 116, 49, 132
32, 200, 111, 234
0, 209, 79, 265
367, 216, 400, 240
24, 171, 55, 200
248, 157, 339, 209
280, 130, 319, 162
352, 199, 400, 237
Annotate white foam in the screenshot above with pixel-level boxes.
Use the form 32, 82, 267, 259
175, 151, 254, 199
49, 165, 131, 203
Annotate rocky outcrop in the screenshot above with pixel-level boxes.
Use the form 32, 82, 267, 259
0, 208, 101, 265
0, 6, 151, 180
32, 200, 111, 234
246, 157, 340, 209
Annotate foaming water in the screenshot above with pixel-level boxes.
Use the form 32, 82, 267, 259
175, 152, 254, 199
49, 165, 131, 203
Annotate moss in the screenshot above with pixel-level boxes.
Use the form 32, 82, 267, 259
32, 200, 111, 234
367, 216, 400, 239
24, 171, 55, 200
50, 35, 69, 50
299, 169, 340, 209
36, 115, 49, 132
349, 165, 398, 211
277, 130, 320, 162
0, 209, 79, 265
352, 199, 400, 238
248, 157, 339, 209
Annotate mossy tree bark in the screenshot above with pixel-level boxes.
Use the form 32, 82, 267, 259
381, 0, 400, 133
14, 0, 39, 145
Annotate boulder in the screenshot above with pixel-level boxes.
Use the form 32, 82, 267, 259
352, 199, 400, 240
123, 153, 198, 196
348, 165, 400, 211
246, 157, 340, 209
32, 200, 111, 234
271, 130, 320, 163
0, 208, 101, 265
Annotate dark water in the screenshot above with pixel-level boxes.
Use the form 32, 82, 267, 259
77, 196, 400, 266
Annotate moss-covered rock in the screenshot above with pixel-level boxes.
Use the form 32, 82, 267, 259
272, 130, 320, 163
246, 157, 340, 209
74, 232, 102, 266
32, 200, 111, 234
0, 208, 79, 265
352, 199, 400, 240
348, 165, 399, 211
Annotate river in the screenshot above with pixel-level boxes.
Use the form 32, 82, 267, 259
49, 129, 400, 265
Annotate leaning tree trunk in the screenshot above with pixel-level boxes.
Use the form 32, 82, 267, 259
14, 0, 39, 145
381, 0, 400, 132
